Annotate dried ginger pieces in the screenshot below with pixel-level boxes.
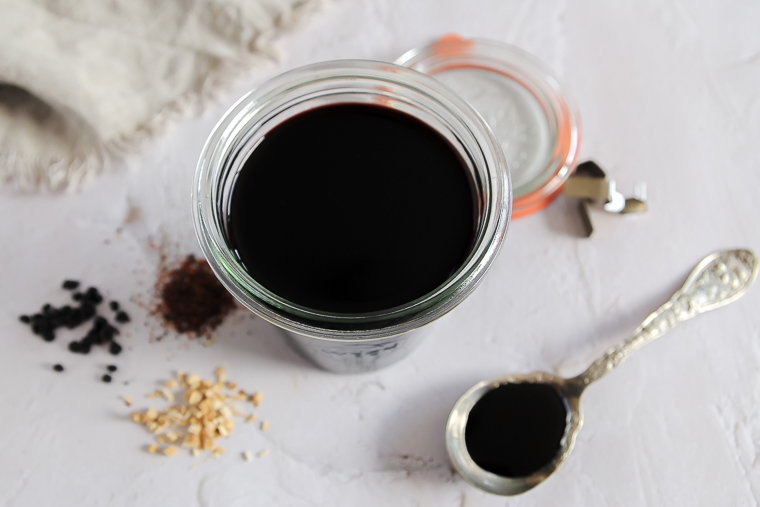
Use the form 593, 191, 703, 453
129, 367, 264, 457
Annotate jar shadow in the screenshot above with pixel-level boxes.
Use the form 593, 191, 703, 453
209, 311, 315, 370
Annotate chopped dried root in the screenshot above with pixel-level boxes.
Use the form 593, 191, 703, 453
130, 367, 268, 459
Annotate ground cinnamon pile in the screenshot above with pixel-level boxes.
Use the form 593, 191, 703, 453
156, 255, 237, 337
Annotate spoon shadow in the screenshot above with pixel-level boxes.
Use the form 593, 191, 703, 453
372, 374, 483, 484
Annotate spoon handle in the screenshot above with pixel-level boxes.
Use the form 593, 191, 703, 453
574, 249, 758, 388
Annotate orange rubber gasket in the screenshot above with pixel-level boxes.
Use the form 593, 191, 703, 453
425, 35, 581, 219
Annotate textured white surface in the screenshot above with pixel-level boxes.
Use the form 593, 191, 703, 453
2, 0, 760, 505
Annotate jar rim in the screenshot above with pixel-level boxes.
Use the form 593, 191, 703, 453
192, 60, 511, 341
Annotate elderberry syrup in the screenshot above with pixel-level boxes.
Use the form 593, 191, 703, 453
227, 104, 476, 314
464, 383, 569, 478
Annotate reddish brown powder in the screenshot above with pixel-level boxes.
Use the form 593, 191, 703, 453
156, 255, 237, 336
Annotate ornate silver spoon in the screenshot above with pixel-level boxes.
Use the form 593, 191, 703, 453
446, 249, 758, 496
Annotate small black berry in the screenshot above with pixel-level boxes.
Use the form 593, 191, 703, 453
85, 287, 103, 304
72, 292, 83, 301
62, 280, 80, 290
102, 374, 112, 383
93, 316, 108, 330
82, 331, 99, 345
107, 365, 117, 372
19, 315, 31, 324
80, 304, 96, 320
65, 308, 83, 328
53, 364, 64, 372
109, 342, 122, 355
109, 301, 119, 311
68, 341, 80, 352
115, 311, 130, 323
98, 325, 116, 343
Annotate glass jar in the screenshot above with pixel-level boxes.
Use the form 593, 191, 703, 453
192, 60, 511, 373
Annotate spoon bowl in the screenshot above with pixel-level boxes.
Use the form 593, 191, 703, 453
447, 249, 758, 495
446, 372, 583, 495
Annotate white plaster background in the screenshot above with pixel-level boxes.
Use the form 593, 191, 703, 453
2, 0, 760, 505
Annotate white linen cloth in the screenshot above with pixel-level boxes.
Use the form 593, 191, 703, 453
0, 0, 320, 190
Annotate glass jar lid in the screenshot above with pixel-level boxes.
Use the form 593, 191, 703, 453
397, 35, 581, 218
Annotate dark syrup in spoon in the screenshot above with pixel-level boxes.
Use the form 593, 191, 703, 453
465, 383, 568, 477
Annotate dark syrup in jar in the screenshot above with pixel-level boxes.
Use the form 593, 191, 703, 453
228, 103, 476, 314
464, 383, 568, 478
